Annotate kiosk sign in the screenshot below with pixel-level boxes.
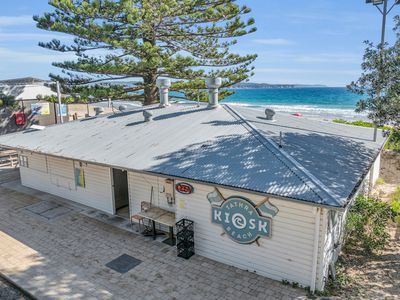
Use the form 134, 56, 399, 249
211, 196, 271, 244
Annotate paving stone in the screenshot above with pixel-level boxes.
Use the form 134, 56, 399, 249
0, 178, 307, 300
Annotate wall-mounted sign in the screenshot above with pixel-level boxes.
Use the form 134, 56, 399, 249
31, 103, 50, 116
175, 182, 194, 194
58, 104, 67, 117
208, 189, 278, 245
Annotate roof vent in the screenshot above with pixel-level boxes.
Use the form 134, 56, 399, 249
265, 108, 275, 120
206, 77, 222, 108
119, 105, 127, 112
143, 110, 153, 122
156, 78, 171, 107
94, 106, 104, 116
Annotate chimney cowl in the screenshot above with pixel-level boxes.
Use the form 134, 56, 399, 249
94, 106, 105, 116
205, 77, 222, 89
264, 108, 276, 120
156, 78, 171, 89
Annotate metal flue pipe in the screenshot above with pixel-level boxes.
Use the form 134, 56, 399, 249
156, 78, 171, 107
205, 77, 222, 108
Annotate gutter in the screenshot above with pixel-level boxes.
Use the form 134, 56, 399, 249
310, 207, 321, 293
4, 145, 345, 212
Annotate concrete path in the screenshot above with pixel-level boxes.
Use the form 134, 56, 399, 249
0, 169, 306, 300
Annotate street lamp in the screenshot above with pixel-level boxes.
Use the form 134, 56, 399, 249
365, 0, 399, 141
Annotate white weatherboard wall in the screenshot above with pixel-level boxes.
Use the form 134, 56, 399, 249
128, 171, 176, 216
370, 152, 381, 187
175, 181, 325, 288
18, 151, 114, 214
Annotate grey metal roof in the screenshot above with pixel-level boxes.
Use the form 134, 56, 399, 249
234, 106, 386, 206
0, 103, 386, 208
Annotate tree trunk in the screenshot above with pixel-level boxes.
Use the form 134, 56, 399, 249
143, 72, 158, 105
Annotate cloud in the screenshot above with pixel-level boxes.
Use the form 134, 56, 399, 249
0, 15, 33, 26
253, 38, 294, 46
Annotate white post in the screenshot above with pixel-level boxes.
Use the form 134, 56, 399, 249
156, 78, 171, 107
310, 207, 321, 293
205, 77, 222, 108
56, 81, 63, 124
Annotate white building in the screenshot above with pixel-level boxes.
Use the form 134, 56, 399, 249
0, 83, 386, 292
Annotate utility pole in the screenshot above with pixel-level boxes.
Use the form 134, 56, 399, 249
366, 0, 399, 141
56, 81, 63, 124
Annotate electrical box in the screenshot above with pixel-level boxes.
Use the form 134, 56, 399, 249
165, 178, 175, 205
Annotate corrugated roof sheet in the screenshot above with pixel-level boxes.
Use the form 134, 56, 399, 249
0, 103, 386, 208
234, 105, 386, 206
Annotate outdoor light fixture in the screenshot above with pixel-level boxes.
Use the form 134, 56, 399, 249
366, 0, 384, 5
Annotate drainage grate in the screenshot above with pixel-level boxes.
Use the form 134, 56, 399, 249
105, 254, 142, 274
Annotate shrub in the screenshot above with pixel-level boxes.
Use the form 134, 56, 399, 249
385, 129, 400, 152
391, 187, 400, 224
376, 177, 385, 185
344, 195, 392, 254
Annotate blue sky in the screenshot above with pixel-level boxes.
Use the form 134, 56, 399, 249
0, 0, 398, 86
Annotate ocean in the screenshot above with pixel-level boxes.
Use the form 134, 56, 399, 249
224, 87, 366, 120
108, 87, 367, 121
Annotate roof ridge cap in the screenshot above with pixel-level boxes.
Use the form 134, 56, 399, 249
223, 104, 342, 206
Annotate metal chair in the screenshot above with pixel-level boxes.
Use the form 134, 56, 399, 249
131, 201, 151, 233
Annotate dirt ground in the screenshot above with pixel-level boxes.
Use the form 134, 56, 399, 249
326, 151, 400, 299
328, 223, 399, 299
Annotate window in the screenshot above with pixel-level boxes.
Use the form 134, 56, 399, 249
74, 167, 85, 188
19, 155, 29, 168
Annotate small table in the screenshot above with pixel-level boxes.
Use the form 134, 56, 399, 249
136, 207, 176, 246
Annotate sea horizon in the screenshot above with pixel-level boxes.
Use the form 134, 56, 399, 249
223, 86, 367, 121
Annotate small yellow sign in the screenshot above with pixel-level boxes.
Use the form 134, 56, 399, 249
179, 199, 186, 209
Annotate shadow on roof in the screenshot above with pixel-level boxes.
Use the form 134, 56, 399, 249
202, 120, 244, 127
106, 106, 159, 119
149, 134, 322, 203
153, 106, 209, 121
270, 131, 377, 201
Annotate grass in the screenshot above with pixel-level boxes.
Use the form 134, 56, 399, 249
332, 119, 391, 130
376, 177, 385, 185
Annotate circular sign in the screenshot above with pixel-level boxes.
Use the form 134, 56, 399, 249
211, 196, 271, 244
175, 182, 194, 194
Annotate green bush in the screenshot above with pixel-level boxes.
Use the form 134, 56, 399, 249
344, 195, 392, 254
385, 129, 400, 152
391, 187, 400, 224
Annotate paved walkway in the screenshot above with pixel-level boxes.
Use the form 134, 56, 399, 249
0, 169, 306, 300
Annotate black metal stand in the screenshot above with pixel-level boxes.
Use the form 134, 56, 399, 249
162, 226, 176, 246
176, 219, 194, 259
